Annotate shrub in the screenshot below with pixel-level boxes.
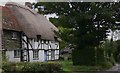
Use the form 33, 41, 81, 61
72, 48, 95, 66
98, 61, 113, 70
2, 62, 63, 73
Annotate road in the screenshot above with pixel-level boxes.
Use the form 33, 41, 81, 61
106, 64, 120, 73
107, 64, 120, 71
73, 64, 120, 73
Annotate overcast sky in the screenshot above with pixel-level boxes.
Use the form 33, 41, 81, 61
0, 0, 37, 6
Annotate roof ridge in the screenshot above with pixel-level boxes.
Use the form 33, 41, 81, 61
6, 2, 38, 15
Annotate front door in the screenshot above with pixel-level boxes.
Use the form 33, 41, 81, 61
44, 50, 47, 61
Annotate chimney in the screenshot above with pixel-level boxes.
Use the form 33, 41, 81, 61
25, 2, 32, 9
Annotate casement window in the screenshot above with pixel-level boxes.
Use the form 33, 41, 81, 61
33, 50, 39, 60
12, 32, 17, 39
51, 50, 55, 60
14, 50, 21, 58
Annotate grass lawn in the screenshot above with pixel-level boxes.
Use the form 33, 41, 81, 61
50, 60, 103, 72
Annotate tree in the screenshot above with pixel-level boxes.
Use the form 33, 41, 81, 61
35, 2, 120, 65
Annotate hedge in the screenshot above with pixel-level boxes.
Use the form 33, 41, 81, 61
72, 47, 113, 69
2, 62, 63, 73
72, 48, 95, 66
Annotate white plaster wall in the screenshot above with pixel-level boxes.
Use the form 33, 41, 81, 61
43, 44, 49, 50
28, 44, 32, 49
48, 41, 59, 49
35, 41, 38, 49
22, 36, 27, 48
22, 38, 60, 62
6, 51, 20, 62
25, 39, 59, 50
38, 43, 42, 49
48, 55, 51, 60
39, 50, 45, 61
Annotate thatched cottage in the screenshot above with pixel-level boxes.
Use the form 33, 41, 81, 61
1, 2, 59, 62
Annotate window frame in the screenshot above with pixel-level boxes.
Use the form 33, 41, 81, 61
12, 32, 17, 39
51, 50, 55, 60
33, 50, 39, 60
14, 50, 21, 58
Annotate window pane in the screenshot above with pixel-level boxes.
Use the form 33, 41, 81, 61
33, 50, 39, 60
51, 50, 55, 60
12, 32, 17, 39
14, 50, 21, 58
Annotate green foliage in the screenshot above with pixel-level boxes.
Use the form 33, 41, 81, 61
100, 40, 120, 64
35, 2, 120, 65
98, 61, 113, 70
58, 60, 103, 72
2, 62, 63, 73
113, 40, 120, 63
95, 47, 113, 69
94, 40, 120, 69
57, 27, 75, 49
2, 51, 8, 62
72, 48, 95, 66
36, 2, 120, 49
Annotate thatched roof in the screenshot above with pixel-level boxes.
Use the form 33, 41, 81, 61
0, 7, 2, 29
3, 2, 58, 41
2, 6, 21, 31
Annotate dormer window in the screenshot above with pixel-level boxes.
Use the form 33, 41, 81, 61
12, 32, 17, 39
37, 35, 41, 42
54, 37, 58, 41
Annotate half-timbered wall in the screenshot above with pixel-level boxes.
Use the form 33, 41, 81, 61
3, 32, 59, 62
22, 35, 59, 62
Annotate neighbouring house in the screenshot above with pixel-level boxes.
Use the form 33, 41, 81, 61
107, 29, 120, 41
60, 44, 74, 60
1, 2, 60, 62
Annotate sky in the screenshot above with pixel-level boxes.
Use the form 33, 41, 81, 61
0, 0, 58, 19
0, 0, 37, 6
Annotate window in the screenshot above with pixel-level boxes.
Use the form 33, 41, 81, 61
12, 32, 17, 39
43, 40, 46, 43
33, 50, 39, 60
37, 35, 41, 42
51, 50, 55, 60
14, 50, 21, 58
